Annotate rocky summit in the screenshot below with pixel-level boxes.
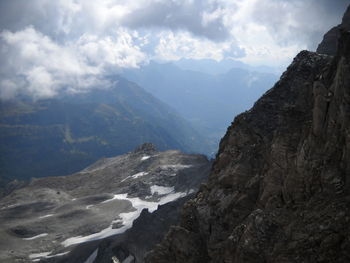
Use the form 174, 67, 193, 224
317, 5, 350, 56
146, 7, 350, 263
0, 143, 211, 263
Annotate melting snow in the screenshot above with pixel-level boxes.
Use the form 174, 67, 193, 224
150, 185, 174, 195
0, 204, 17, 210
141, 156, 151, 161
121, 171, 149, 182
47, 251, 70, 258
161, 164, 192, 170
29, 252, 52, 259
23, 233, 48, 240
132, 171, 148, 179
30, 251, 69, 261
39, 214, 54, 219
62, 191, 188, 247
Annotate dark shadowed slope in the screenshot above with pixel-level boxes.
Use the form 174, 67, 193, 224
317, 5, 350, 55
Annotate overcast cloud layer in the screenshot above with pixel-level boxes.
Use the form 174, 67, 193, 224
0, 0, 348, 99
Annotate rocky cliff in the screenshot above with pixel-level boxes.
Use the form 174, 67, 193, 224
317, 5, 350, 55
146, 7, 350, 263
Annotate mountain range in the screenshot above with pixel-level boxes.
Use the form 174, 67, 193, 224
0, 76, 210, 182
123, 62, 278, 152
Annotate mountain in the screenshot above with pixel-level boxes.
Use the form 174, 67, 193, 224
0, 76, 210, 181
317, 5, 350, 55
123, 63, 278, 153
146, 6, 350, 263
0, 143, 211, 263
174, 58, 282, 75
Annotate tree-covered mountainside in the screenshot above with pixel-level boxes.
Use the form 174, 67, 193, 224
0, 77, 210, 181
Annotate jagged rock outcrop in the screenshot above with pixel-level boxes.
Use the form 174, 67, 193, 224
317, 5, 350, 55
146, 9, 350, 263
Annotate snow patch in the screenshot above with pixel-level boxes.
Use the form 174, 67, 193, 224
39, 214, 54, 219
46, 251, 70, 258
29, 252, 52, 259
62, 191, 188, 247
161, 164, 192, 170
121, 171, 148, 182
23, 233, 48, 240
141, 156, 151, 161
150, 185, 174, 195
30, 251, 69, 261
132, 171, 148, 179
0, 204, 17, 210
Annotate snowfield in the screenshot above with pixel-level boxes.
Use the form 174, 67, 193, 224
62, 190, 188, 247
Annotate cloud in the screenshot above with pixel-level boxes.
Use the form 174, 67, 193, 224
154, 30, 245, 61
252, 0, 350, 49
121, 0, 233, 41
0, 26, 146, 99
0, 0, 348, 99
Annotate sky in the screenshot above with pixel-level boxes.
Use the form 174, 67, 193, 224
0, 0, 348, 99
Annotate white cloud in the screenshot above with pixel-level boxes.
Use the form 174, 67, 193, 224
121, 0, 232, 41
0, 26, 146, 99
0, 0, 348, 99
154, 30, 241, 61
77, 29, 147, 69
0, 80, 18, 100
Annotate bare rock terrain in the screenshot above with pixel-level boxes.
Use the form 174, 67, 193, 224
0, 143, 211, 263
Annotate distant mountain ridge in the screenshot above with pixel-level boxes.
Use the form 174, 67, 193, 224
0, 76, 210, 181
174, 58, 282, 75
123, 62, 278, 152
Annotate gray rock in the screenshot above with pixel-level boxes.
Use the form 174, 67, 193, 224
317, 5, 350, 55
0, 144, 211, 263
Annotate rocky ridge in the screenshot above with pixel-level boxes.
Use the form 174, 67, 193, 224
146, 7, 350, 263
0, 143, 211, 263
317, 5, 350, 55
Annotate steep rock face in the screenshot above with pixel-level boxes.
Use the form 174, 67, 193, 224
317, 5, 350, 55
146, 30, 350, 263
